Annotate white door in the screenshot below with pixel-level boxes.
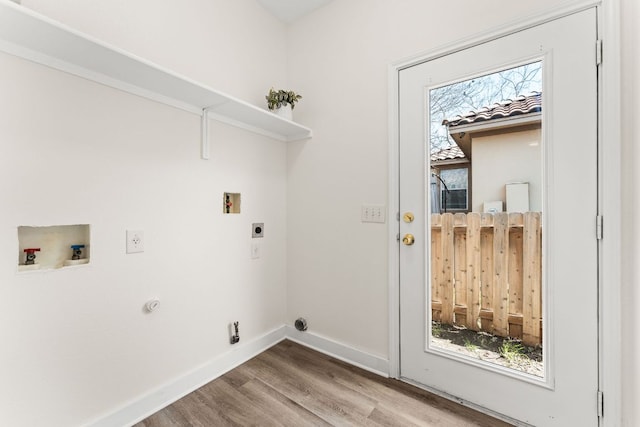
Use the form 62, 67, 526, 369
399, 9, 599, 426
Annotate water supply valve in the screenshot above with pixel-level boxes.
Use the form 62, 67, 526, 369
23, 248, 41, 265
71, 244, 85, 260
225, 193, 233, 214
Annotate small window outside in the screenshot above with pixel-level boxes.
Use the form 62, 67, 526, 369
440, 167, 468, 211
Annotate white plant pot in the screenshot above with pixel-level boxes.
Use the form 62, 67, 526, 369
274, 105, 293, 121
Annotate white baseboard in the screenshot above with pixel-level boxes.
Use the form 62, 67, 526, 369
86, 325, 287, 427
86, 324, 390, 427
285, 325, 390, 377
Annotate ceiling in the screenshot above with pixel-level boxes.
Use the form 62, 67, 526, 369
256, 0, 334, 24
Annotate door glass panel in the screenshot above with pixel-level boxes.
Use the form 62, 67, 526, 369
428, 62, 544, 377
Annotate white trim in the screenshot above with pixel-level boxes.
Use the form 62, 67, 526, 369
387, 62, 401, 379
84, 325, 390, 427
285, 325, 390, 377
388, 2, 621, 425
85, 326, 287, 427
201, 109, 210, 160
447, 112, 542, 135
390, 0, 601, 71
597, 1, 622, 425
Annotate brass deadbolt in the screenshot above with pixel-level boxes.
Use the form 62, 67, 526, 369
403, 212, 415, 223
402, 234, 415, 246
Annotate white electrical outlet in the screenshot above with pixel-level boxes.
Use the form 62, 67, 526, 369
251, 242, 260, 259
126, 230, 144, 253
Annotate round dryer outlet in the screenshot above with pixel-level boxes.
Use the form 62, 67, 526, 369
294, 317, 308, 331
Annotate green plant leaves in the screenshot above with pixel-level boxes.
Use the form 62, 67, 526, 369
266, 88, 302, 110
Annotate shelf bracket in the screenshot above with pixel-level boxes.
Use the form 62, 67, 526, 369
201, 107, 210, 160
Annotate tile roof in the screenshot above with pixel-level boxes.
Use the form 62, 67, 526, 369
443, 92, 542, 127
430, 145, 466, 162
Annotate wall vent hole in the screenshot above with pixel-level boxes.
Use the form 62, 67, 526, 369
295, 318, 308, 331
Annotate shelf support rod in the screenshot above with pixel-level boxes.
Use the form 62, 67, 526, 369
201, 107, 210, 160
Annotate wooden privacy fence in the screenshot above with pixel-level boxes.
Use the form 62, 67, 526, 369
431, 212, 542, 346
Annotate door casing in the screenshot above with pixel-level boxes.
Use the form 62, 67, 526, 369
386, 0, 622, 423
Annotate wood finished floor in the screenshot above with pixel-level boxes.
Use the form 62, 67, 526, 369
135, 340, 511, 427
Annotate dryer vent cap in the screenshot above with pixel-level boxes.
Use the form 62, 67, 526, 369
294, 317, 308, 331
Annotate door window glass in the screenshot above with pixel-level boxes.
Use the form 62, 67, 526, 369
428, 62, 544, 377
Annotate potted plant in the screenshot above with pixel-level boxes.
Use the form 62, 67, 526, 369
266, 88, 302, 120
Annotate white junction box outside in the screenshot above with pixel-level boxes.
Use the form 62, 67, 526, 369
483, 201, 503, 214
506, 182, 530, 213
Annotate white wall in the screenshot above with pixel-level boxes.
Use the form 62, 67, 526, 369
285, 0, 568, 360
0, 1, 289, 426
471, 129, 542, 213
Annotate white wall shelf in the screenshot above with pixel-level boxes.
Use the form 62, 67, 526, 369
0, 0, 312, 159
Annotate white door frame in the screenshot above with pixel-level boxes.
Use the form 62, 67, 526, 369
387, 0, 622, 424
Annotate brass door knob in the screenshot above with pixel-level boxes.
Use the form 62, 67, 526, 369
403, 212, 415, 223
402, 234, 415, 246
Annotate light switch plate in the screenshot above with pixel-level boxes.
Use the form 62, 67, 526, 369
361, 205, 386, 223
